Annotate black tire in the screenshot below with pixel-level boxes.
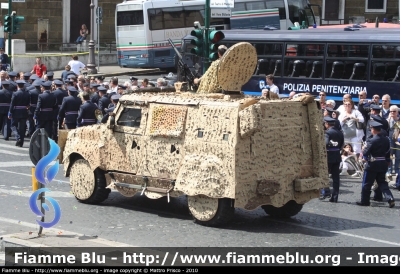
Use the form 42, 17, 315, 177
69, 159, 110, 204
262, 200, 303, 218
191, 198, 235, 227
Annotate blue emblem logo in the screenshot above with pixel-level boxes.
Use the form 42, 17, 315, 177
29, 138, 62, 228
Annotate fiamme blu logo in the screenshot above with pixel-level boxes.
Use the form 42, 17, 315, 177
29, 138, 62, 228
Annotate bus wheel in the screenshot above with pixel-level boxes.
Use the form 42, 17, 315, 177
69, 159, 110, 204
261, 200, 303, 218
188, 195, 234, 226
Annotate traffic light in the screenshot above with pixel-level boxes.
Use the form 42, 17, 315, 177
190, 29, 203, 57
4, 15, 12, 33
12, 16, 25, 34
208, 30, 225, 61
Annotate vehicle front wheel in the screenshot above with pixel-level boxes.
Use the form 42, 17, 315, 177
261, 200, 303, 218
69, 159, 110, 204
188, 195, 234, 227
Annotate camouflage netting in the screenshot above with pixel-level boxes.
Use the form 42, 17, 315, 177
197, 42, 257, 93
63, 78, 328, 211
197, 59, 222, 93
149, 105, 188, 138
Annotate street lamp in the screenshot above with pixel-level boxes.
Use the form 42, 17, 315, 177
86, 0, 97, 74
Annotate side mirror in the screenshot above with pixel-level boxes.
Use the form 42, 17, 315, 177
107, 115, 115, 129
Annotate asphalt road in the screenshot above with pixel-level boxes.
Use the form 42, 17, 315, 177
0, 131, 399, 248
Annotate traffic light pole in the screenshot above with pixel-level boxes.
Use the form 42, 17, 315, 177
7, 0, 12, 70
203, 0, 210, 73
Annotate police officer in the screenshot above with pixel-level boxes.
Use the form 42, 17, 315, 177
324, 107, 341, 131
0, 81, 12, 140
52, 80, 68, 141
27, 79, 42, 137
320, 116, 344, 202
89, 83, 100, 105
8, 80, 30, 147
58, 86, 82, 129
356, 121, 395, 208
7, 71, 18, 92
34, 81, 57, 138
97, 87, 111, 115
101, 94, 120, 123
77, 92, 97, 127
46, 71, 54, 81
365, 105, 389, 139
22, 72, 32, 89
130, 77, 140, 89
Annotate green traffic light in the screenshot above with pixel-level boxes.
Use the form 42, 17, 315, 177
209, 52, 219, 61
190, 28, 203, 57
190, 29, 203, 38
12, 16, 25, 34
4, 15, 12, 33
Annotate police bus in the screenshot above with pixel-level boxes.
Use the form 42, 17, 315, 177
180, 27, 400, 103
115, 0, 316, 69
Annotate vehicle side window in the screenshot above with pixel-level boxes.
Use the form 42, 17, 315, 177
117, 108, 142, 128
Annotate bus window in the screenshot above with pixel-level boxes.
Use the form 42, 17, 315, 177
255, 43, 265, 55
266, 0, 286, 19
184, 6, 204, 27
117, 10, 144, 26
232, 3, 246, 12
246, 1, 266, 10
305, 44, 324, 56
350, 45, 369, 58
286, 44, 297, 56
163, 7, 184, 29
148, 9, 163, 30
372, 45, 386, 58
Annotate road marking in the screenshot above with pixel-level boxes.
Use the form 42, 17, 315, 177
0, 217, 133, 247
271, 219, 400, 247
0, 188, 73, 198
0, 143, 28, 151
0, 161, 35, 168
0, 149, 27, 156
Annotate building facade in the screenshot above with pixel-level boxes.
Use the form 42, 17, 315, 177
0, 0, 121, 50
309, 0, 400, 24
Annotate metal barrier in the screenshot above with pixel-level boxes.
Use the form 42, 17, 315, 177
23, 42, 116, 54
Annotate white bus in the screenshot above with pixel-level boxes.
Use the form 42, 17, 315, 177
115, 0, 316, 68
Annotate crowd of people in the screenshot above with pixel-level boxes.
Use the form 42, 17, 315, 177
0, 60, 171, 149
319, 91, 397, 208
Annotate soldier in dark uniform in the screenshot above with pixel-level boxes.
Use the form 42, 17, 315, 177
52, 80, 68, 142
0, 81, 12, 140
324, 107, 341, 131
7, 71, 18, 92
97, 87, 111, 115
356, 121, 395, 208
34, 81, 57, 138
320, 116, 344, 202
8, 80, 30, 147
46, 71, 54, 81
89, 83, 100, 105
58, 86, 82, 129
101, 94, 120, 123
365, 105, 389, 139
77, 92, 98, 127
130, 77, 140, 89
22, 72, 32, 89
27, 79, 42, 137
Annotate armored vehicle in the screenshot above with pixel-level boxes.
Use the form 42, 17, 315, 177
62, 42, 328, 226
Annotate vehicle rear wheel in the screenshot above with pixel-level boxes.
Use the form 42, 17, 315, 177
261, 200, 303, 218
69, 159, 110, 204
188, 195, 234, 227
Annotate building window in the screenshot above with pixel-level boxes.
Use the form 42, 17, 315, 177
365, 0, 387, 13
